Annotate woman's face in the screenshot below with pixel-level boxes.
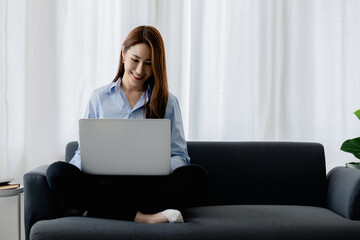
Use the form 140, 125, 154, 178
122, 43, 153, 91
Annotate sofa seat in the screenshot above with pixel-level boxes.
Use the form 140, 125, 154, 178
30, 205, 360, 240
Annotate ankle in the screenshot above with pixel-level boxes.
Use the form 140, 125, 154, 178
134, 211, 168, 224
134, 211, 147, 223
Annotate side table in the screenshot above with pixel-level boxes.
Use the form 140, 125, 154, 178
0, 186, 24, 240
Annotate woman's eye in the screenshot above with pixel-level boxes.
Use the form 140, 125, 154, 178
145, 62, 152, 66
131, 58, 139, 62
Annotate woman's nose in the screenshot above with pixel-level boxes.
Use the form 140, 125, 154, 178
136, 63, 144, 74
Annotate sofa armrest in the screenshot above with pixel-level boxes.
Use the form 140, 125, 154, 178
327, 166, 360, 220
24, 165, 64, 240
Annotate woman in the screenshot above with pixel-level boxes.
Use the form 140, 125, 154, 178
47, 26, 207, 224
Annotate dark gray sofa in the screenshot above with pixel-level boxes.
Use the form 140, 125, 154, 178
24, 141, 360, 240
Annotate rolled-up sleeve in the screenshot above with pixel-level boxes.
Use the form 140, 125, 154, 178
167, 95, 190, 172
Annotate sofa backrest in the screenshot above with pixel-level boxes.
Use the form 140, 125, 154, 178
65, 141, 327, 207
66, 141, 78, 163
187, 141, 327, 207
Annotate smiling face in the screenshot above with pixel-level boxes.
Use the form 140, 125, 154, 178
121, 43, 153, 91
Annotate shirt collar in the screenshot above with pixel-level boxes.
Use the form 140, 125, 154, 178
105, 80, 118, 94
115, 78, 122, 93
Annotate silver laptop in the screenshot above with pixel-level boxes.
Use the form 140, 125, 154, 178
79, 119, 171, 175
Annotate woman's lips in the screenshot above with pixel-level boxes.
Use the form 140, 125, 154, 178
132, 72, 144, 80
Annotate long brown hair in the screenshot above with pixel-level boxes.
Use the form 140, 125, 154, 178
113, 26, 169, 119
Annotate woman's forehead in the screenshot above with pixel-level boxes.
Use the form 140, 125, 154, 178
127, 43, 152, 60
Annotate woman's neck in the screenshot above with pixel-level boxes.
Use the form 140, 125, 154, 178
121, 78, 145, 109
121, 77, 146, 94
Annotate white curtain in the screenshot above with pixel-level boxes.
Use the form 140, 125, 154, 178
1, 0, 360, 183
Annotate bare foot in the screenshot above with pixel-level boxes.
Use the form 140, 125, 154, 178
134, 211, 169, 224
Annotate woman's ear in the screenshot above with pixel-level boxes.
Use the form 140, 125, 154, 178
121, 46, 125, 61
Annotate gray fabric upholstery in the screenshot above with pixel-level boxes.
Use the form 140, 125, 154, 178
327, 166, 360, 220
65, 141, 78, 163
187, 141, 327, 207
24, 141, 360, 240
24, 165, 63, 240
31, 206, 360, 240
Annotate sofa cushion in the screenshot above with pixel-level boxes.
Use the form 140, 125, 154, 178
30, 205, 360, 240
187, 142, 327, 207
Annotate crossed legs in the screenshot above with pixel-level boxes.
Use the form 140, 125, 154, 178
47, 161, 207, 223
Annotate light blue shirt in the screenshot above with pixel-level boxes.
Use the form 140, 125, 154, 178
69, 79, 190, 172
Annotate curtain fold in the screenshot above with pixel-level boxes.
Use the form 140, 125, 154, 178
1, 0, 360, 182
1, 0, 27, 180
